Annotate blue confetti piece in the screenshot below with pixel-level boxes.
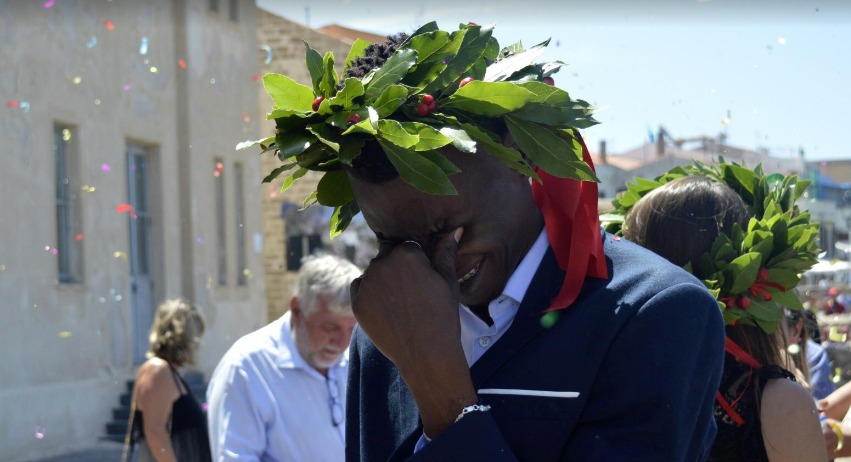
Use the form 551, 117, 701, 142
139, 36, 148, 55
87, 36, 97, 48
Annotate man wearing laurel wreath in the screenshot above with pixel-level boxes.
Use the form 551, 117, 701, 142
246, 23, 726, 461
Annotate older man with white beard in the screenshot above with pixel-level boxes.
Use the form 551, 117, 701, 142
207, 253, 360, 462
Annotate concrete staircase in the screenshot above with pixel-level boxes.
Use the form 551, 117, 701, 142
103, 371, 207, 443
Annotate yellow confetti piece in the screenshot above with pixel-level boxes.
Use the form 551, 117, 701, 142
829, 325, 847, 343
62, 129, 72, 141
81, 185, 97, 192
72, 76, 82, 84
58, 331, 72, 338
113, 251, 128, 259
150, 66, 158, 73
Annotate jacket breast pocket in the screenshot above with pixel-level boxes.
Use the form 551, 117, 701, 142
479, 389, 582, 460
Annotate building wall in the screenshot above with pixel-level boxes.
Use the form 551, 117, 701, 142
0, 1, 265, 460
257, 9, 355, 321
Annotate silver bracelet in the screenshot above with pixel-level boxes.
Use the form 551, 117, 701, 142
454, 404, 492, 423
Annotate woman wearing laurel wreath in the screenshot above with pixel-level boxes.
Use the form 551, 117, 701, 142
616, 170, 826, 461
246, 23, 726, 460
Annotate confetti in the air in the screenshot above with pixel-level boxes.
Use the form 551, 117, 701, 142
43, 0, 55, 9
214, 162, 224, 177
261, 44, 273, 65
87, 36, 97, 48
75, 234, 84, 241
178, 59, 187, 69
34, 426, 45, 439
113, 251, 128, 259
101, 163, 111, 171
104, 19, 114, 31
72, 76, 82, 84
778, 36, 786, 45
252, 73, 261, 81
122, 83, 133, 91
139, 36, 149, 55
150, 66, 158, 73
6, 101, 19, 108
62, 129, 72, 141
82, 185, 96, 192
116, 204, 135, 214
242, 112, 250, 123
196, 237, 204, 244
58, 331, 72, 338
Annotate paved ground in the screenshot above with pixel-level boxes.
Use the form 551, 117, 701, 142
21, 441, 123, 462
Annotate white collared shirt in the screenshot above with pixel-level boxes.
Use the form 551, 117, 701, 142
415, 230, 550, 453
459, 229, 549, 366
206, 311, 347, 462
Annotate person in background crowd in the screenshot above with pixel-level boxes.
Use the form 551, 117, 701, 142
623, 174, 826, 462
783, 308, 835, 400
825, 287, 846, 315
206, 253, 360, 461
130, 298, 211, 462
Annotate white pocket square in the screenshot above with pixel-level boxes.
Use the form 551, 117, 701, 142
478, 388, 580, 398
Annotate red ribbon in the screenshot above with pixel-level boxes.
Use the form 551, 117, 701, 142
530, 134, 608, 311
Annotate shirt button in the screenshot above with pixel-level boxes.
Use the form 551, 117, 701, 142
479, 336, 491, 347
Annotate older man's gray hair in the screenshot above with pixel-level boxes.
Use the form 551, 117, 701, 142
293, 253, 362, 317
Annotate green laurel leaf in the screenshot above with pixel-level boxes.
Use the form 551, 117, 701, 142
316, 170, 354, 207
264, 74, 315, 112
377, 139, 457, 195
364, 49, 418, 101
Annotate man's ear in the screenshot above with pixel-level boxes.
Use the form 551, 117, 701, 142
290, 296, 300, 321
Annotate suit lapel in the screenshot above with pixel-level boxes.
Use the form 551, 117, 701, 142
470, 247, 564, 387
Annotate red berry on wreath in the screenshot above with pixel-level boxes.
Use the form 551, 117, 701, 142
312, 96, 324, 111
421, 94, 434, 105
737, 296, 751, 309
543, 76, 555, 86
416, 102, 431, 117
459, 77, 474, 88
346, 113, 361, 126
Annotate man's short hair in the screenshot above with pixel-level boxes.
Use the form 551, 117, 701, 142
294, 253, 362, 317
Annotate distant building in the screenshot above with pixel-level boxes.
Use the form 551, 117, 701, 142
591, 127, 805, 199
805, 160, 851, 259
0, 2, 266, 460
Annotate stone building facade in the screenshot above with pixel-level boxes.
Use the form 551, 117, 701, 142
0, 1, 266, 460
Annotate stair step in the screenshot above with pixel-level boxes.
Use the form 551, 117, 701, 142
119, 393, 132, 406
106, 420, 129, 436
113, 407, 132, 421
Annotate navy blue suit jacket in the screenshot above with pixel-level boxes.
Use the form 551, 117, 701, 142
346, 232, 725, 461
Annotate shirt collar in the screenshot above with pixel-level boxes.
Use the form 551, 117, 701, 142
500, 228, 550, 305
274, 311, 348, 376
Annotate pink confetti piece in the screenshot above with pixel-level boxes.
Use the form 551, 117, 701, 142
242, 112, 251, 123
6, 101, 19, 108
178, 59, 187, 69
75, 233, 84, 241
43, 0, 55, 8
101, 163, 111, 171
196, 237, 205, 244
51, 248, 58, 255
252, 73, 261, 81
122, 83, 132, 91
104, 19, 114, 31
34, 426, 45, 439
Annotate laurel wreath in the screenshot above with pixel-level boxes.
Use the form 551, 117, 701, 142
239, 22, 598, 237
600, 161, 820, 333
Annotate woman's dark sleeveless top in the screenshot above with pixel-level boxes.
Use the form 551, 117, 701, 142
708, 356, 796, 462
134, 364, 212, 461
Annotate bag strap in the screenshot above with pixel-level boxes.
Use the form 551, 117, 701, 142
121, 398, 137, 462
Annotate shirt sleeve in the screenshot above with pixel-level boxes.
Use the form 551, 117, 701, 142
206, 359, 268, 461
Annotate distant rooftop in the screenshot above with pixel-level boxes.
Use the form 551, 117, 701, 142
316, 24, 387, 45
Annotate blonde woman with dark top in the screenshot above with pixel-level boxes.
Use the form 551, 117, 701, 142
128, 299, 211, 462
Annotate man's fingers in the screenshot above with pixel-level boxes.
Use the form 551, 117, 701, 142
431, 227, 463, 288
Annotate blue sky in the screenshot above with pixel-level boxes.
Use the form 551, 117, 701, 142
257, 0, 851, 161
